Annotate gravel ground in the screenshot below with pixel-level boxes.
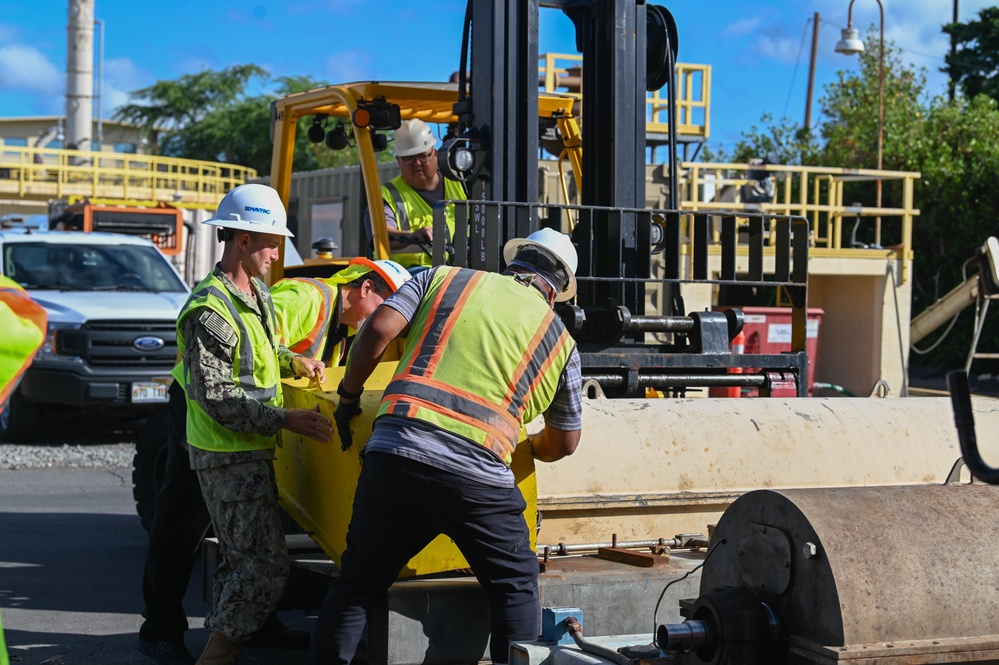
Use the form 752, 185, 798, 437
0, 443, 135, 470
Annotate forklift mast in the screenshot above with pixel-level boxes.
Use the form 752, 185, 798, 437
440, 1, 809, 398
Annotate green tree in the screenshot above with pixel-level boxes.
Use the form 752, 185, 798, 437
726, 28, 999, 374
904, 94, 999, 370
114, 67, 389, 175
730, 113, 818, 165
944, 7, 999, 102
113, 64, 267, 155
178, 75, 332, 175
818, 29, 927, 172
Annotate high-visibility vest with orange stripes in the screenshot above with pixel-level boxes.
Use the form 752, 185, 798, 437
376, 267, 575, 465
0, 276, 48, 406
271, 277, 339, 362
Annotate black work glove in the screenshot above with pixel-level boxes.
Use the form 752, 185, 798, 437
334, 399, 362, 451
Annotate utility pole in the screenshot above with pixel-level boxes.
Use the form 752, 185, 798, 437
948, 0, 958, 102
804, 12, 820, 131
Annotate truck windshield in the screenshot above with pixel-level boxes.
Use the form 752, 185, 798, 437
3, 242, 188, 293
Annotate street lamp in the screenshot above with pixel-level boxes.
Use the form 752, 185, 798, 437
835, 0, 884, 248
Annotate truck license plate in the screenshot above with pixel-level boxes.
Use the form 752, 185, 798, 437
132, 382, 169, 403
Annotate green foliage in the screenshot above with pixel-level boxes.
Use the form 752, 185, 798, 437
113, 67, 349, 174
904, 95, 999, 370
944, 7, 999, 102
728, 29, 998, 373
114, 64, 267, 154
730, 113, 819, 165
819, 29, 927, 172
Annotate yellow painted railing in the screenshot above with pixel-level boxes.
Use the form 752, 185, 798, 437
538, 53, 710, 141
679, 161, 920, 282
0, 145, 255, 209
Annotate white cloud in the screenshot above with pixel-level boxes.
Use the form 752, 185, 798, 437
755, 34, 800, 65
104, 57, 148, 91
324, 50, 372, 83
723, 17, 762, 38
0, 44, 62, 94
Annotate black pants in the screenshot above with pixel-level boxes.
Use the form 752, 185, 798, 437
306, 452, 540, 665
138, 381, 212, 643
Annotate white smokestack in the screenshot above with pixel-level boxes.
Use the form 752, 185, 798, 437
66, 0, 95, 154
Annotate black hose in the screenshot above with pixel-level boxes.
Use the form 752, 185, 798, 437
456, 1, 472, 135
947, 370, 999, 484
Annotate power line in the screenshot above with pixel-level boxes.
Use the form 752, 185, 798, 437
782, 16, 813, 120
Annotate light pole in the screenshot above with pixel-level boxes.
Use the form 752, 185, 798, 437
835, 0, 884, 248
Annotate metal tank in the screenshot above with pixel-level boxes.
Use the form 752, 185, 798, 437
658, 483, 999, 665
66, 0, 94, 155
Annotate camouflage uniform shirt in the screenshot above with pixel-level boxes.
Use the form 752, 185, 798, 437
181, 264, 297, 470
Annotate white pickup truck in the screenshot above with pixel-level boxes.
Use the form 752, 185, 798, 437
0, 230, 190, 442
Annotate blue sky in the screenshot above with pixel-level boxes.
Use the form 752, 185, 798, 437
0, 0, 992, 154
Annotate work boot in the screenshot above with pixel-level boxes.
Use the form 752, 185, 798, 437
194, 631, 240, 665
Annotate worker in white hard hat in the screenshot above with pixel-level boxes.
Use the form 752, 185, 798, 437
363, 118, 467, 271
270, 257, 411, 365
136, 255, 410, 665
173, 183, 334, 665
306, 228, 583, 665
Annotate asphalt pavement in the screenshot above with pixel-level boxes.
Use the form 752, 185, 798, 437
0, 443, 316, 665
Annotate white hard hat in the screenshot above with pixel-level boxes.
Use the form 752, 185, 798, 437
503, 227, 578, 302
394, 119, 437, 158
348, 257, 411, 292
204, 184, 294, 238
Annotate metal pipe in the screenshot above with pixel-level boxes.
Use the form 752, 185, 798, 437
620, 315, 694, 333
538, 537, 689, 555
657, 619, 715, 653
584, 373, 768, 388
94, 17, 104, 150
566, 617, 637, 665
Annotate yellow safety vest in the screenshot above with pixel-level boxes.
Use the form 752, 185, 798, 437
381, 175, 465, 268
377, 267, 575, 465
176, 274, 283, 453
271, 277, 338, 362
0, 276, 48, 405
269, 261, 379, 364
0, 604, 9, 665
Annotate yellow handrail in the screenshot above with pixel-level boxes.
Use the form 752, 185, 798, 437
538, 52, 711, 141
679, 161, 921, 283
0, 146, 255, 209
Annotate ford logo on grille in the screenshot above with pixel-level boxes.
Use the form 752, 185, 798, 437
133, 336, 166, 351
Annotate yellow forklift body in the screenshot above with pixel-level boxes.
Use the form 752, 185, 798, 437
269, 81, 580, 281
274, 363, 538, 577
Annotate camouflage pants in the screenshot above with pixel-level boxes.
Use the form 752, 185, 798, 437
196, 458, 288, 642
